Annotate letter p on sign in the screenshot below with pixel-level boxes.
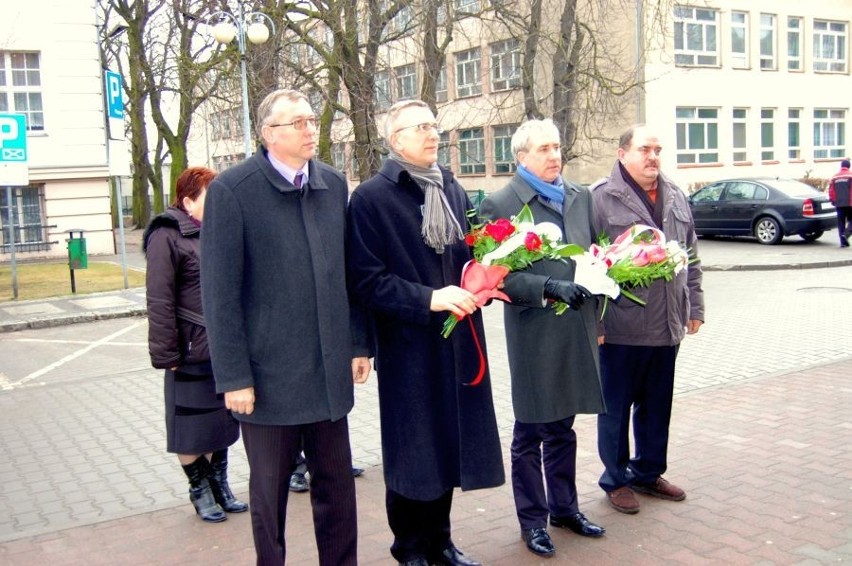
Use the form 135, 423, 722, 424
0, 114, 27, 162
105, 71, 123, 120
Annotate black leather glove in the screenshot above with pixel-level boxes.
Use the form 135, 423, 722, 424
543, 278, 591, 310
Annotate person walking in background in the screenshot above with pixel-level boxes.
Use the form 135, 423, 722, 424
828, 158, 852, 247
591, 124, 704, 515
143, 166, 248, 524
200, 89, 371, 565
347, 100, 504, 566
479, 119, 606, 558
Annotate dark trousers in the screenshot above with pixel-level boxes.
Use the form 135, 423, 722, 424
241, 418, 357, 566
597, 343, 678, 493
836, 206, 852, 243
511, 417, 578, 529
386, 488, 453, 562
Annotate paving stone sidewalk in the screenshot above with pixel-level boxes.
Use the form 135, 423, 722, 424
1, 358, 849, 565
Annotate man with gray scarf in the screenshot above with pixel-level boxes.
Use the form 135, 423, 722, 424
347, 100, 505, 566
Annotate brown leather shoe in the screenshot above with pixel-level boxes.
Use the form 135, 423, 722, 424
606, 486, 640, 514
632, 477, 686, 501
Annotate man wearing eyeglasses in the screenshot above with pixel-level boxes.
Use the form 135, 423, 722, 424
347, 100, 504, 566
201, 89, 371, 565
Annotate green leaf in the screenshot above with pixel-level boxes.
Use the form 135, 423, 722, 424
514, 204, 535, 225
553, 244, 585, 257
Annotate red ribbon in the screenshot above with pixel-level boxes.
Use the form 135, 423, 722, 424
458, 261, 510, 386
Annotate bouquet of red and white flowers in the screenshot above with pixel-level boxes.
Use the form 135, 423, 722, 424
568, 224, 692, 312
441, 204, 578, 339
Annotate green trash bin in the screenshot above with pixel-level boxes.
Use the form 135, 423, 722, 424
67, 230, 87, 270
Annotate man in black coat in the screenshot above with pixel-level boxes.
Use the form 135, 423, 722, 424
479, 119, 606, 558
201, 89, 371, 566
347, 100, 505, 566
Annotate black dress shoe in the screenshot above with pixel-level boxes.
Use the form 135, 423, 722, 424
550, 512, 606, 537
352, 466, 364, 477
521, 527, 555, 557
431, 544, 481, 566
398, 559, 429, 566
288, 472, 309, 493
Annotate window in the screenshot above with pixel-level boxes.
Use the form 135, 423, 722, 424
375, 70, 391, 111
813, 20, 847, 72
675, 107, 718, 164
435, 62, 448, 103
490, 39, 521, 91
731, 11, 749, 68
0, 185, 48, 252
788, 108, 801, 159
761, 108, 775, 161
210, 108, 241, 140
455, 48, 482, 98
437, 132, 451, 167
813, 108, 846, 159
391, 5, 414, 34
787, 17, 802, 71
673, 6, 719, 66
724, 182, 765, 201
732, 108, 747, 162
455, 0, 480, 14
0, 52, 44, 131
493, 125, 517, 174
331, 143, 346, 173
395, 63, 417, 101
458, 128, 485, 174
759, 14, 776, 70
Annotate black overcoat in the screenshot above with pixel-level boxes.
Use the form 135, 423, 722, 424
479, 175, 605, 423
347, 160, 505, 501
201, 148, 369, 426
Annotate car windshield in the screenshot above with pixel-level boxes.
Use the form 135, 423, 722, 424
768, 179, 819, 197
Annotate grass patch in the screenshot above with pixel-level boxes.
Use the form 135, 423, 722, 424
0, 261, 145, 302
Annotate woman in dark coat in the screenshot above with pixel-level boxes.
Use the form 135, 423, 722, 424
347, 100, 504, 566
143, 166, 246, 523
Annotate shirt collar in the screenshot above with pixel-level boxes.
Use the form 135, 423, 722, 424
267, 152, 309, 186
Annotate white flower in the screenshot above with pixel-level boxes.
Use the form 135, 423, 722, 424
572, 253, 621, 299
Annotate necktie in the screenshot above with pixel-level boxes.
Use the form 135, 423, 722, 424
293, 172, 303, 189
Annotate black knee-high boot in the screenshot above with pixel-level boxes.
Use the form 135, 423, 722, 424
181, 456, 227, 523
208, 449, 249, 513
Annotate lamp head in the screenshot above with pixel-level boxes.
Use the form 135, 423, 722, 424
212, 21, 237, 44
247, 21, 270, 44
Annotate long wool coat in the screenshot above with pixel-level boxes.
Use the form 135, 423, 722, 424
479, 175, 605, 424
201, 148, 369, 426
347, 160, 505, 501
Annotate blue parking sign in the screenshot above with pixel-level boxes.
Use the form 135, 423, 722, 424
105, 70, 124, 120
0, 113, 28, 163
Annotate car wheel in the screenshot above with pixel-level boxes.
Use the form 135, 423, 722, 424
754, 217, 782, 245
800, 231, 824, 242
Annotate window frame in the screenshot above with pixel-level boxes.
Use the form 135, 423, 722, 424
813, 20, 848, 73
787, 108, 801, 160
394, 63, 418, 101
731, 11, 749, 69
374, 69, 392, 111
490, 39, 521, 92
455, 48, 482, 98
673, 6, 720, 67
732, 107, 748, 162
458, 127, 486, 175
787, 16, 803, 71
760, 108, 776, 161
492, 124, 518, 174
675, 106, 719, 165
813, 108, 846, 159
1, 51, 44, 131
759, 13, 777, 70
0, 184, 49, 252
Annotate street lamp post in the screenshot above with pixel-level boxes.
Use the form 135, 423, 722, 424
208, 4, 275, 158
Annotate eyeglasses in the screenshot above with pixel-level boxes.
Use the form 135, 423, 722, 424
394, 122, 443, 135
268, 116, 318, 131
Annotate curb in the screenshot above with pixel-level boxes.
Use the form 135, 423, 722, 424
0, 308, 147, 333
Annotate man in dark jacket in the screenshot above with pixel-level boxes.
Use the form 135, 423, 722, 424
479, 119, 606, 558
200, 89, 371, 565
347, 100, 504, 566
591, 124, 704, 515
828, 158, 852, 247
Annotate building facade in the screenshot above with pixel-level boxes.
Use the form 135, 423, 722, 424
191, 0, 849, 194
0, 0, 115, 261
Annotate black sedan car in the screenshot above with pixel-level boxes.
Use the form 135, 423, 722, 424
687, 177, 836, 245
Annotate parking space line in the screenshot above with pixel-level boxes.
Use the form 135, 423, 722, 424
6, 320, 146, 390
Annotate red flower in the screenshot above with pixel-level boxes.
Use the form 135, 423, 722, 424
485, 218, 515, 242
464, 232, 477, 246
524, 232, 542, 251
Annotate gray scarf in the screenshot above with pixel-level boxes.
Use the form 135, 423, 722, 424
389, 151, 464, 253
